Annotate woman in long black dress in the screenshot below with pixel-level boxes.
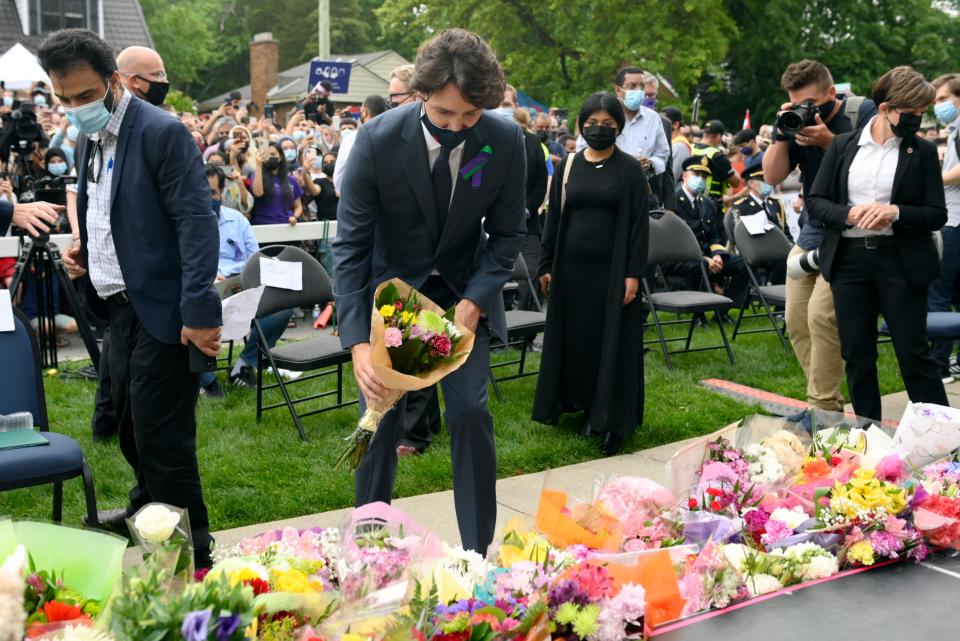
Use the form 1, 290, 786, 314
532, 92, 650, 456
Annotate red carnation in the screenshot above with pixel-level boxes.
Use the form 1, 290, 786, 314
430, 334, 452, 357
244, 577, 271, 596
41, 600, 87, 623
709, 500, 722, 512
395, 301, 404, 310
688, 498, 698, 509
706, 487, 723, 497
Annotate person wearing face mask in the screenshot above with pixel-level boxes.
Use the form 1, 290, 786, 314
387, 64, 417, 109
533, 91, 649, 457
928, 73, 960, 381
332, 29, 527, 554
763, 60, 852, 421
39, 28, 222, 569
43, 148, 71, 180
251, 141, 303, 225
332, 95, 388, 196
663, 156, 749, 318
807, 66, 949, 423
117, 46, 170, 107
301, 151, 339, 222
221, 126, 255, 216
728, 163, 793, 284
278, 136, 301, 172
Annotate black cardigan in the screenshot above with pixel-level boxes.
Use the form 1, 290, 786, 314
806, 127, 947, 288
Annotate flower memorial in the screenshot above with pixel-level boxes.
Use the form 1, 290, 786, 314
4, 409, 960, 641
335, 280, 474, 470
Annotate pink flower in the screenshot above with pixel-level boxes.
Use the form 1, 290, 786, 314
384, 327, 403, 347
430, 334, 452, 357
876, 455, 905, 482
760, 519, 792, 545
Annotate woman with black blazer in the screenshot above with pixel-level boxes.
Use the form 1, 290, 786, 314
807, 66, 949, 422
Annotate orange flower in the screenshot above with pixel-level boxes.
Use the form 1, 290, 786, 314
798, 458, 832, 483
40, 600, 89, 623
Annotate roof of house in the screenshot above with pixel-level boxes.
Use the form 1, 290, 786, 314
0, 0, 153, 55
198, 50, 409, 111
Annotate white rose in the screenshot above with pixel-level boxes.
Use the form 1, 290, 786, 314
133, 504, 181, 543
722, 544, 750, 571
801, 555, 838, 581
746, 573, 782, 597
769, 506, 809, 530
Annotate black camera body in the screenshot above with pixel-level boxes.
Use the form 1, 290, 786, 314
0, 101, 45, 162
15, 175, 76, 243
775, 100, 817, 138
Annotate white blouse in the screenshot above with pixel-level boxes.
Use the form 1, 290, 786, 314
844, 117, 900, 237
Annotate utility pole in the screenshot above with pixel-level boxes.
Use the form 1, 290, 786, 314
318, 0, 330, 59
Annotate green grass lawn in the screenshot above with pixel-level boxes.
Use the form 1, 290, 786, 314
0, 314, 909, 531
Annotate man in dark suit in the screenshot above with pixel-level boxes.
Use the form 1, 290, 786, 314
663, 157, 748, 310
40, 29, 222, 568
333, 29, 526, 553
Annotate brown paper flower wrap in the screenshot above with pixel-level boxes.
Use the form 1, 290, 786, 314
335, 279, 475, 470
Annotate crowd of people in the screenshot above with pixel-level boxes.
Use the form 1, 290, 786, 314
3, 24, 960, 564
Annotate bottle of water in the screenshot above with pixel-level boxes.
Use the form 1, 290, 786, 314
0, 412, 34, 432
312, 304, 321, 319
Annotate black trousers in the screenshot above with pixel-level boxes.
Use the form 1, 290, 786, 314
107, 296, 212, 565
831, 242, 948, 423
661, 255, 750, 307
91, 330, 119, 440
517, 230, 542, 311
399, 386, 442, 452
354, 276, 497, 553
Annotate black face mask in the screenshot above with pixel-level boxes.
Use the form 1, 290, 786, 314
322, 162, 336, 176
890, 111, 922, 138
548, 131, 558, 142
537, 131, 549, 143
421, 113, 472, 148
582, 125, 617, 150
817, 98, 837, 123
264, 157, 280, 171
143, 80, 170, 107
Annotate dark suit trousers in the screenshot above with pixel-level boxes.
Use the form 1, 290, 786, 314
831, 243, 948, 422
91, 331, 119, 440
107, 296, 212, 564
399, 386, 442, 452
517, 230, 542, 311
354, 278, 497, 553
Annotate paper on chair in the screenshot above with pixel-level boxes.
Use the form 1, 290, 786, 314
0, 290, 13, 332
221, 285, 266, 342
260, 257, 303, 291
740, 212, 774, 236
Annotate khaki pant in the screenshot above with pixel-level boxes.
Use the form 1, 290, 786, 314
785, 245, 845, 410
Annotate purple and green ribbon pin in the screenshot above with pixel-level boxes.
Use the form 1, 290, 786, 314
459, 145, 493, 188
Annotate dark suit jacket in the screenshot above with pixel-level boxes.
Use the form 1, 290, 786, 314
0, 200, 11, 236
522, 129, 548, 235
332, 103, 527, 347
76, 97, 221, 344
806, 128, 947, 288
674, 186, 727, 257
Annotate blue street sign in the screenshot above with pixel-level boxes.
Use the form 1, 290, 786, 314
308, 60, 352, 94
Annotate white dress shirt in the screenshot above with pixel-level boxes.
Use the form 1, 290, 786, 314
844, 117, 899, 238
421, 118, 465, 208
576, 104, 670, 175
332, 127, 356, 194
86, 88, 133, 297
943, 122, 960, 227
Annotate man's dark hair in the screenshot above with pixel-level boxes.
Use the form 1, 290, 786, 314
780, 59, 834, 93
205, 164, 225, 191
615, 66, 645, 88
37, 29, 117, 79
558, 134, 574, 146
410, 29, 505, 109
362, 94, 388, 119
577, 92, 626, 134
733, 128, 756, 145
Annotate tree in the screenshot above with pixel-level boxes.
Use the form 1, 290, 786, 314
714, 0, 960, 128
376, 0, 735, 109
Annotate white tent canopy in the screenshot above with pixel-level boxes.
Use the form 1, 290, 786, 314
0, 43, 51, 90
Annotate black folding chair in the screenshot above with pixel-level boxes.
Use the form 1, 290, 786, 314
642, 211, 736, 369
0, 307, 99, 524
489, 254, 546, 401
731, 221, 792, 351
240, 246, 356, 441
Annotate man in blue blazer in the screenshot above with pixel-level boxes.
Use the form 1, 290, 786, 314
39, 29, 222, 567
333, 29, 526, 553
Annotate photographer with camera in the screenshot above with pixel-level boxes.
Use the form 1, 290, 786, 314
763, 60, 852, 417
807, 66, 948, 423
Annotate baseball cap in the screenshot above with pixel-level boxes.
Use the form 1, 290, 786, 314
704, 119, 725, 135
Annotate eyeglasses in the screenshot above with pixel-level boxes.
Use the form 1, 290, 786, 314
122, 71, 168, 83
86, 139, 104, 184
388, 91, 414, 104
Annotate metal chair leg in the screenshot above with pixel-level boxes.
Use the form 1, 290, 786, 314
52, 481, 63, 522
488, 367, 505, 402
731, 292, 750, 341
81, 463, 99, 527
256, 344, 264, 422
716, 311, 736, 366
683, 316, 697, 351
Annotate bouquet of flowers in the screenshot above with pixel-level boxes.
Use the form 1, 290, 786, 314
336, 279, 474, 470
912, 461, 960, 549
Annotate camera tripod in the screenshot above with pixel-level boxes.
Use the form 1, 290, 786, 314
8, 236, 101, 370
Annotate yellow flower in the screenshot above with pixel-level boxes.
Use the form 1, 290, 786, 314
271, 568, 324, 593
342, 635, 365, 641
847, 540, 875, 566
400, 311, 414, 325
380, 304, 396, 319
227, 567, 262, 586
498, 529, 550, 567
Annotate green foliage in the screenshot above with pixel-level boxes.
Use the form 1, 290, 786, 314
165, 88, 196, 114
715, 0, 960, 126
376, 0, 735, 108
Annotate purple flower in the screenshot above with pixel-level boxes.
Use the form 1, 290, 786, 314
908, 542, 930, 562
182, 609, 212, 641
760, 519, 792, 546
869, 531, 904, 557
216, 614, 241, 641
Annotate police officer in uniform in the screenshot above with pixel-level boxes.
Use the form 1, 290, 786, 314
692, 119, 741, 209
728, 163, 794, 284
663, 157, 749, 322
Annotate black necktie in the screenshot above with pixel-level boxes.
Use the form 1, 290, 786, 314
432, 145, 453, 227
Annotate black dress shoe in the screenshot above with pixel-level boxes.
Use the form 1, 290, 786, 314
601, 433, 625, 456
83, 508, 131, 536
579, 423, 595, 438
